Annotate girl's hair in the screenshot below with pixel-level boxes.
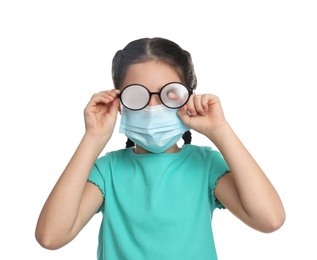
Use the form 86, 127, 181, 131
112, 37, 197, 148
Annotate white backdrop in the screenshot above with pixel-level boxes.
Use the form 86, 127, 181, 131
1, 1, 316, 259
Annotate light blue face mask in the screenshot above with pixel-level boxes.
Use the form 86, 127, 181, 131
119, 104, 190, 153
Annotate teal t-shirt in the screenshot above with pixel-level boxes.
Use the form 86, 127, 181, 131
88, 144, 229, 260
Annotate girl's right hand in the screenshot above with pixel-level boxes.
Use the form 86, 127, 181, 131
83, 89, 121, 142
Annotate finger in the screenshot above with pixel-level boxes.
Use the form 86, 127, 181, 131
90, 94, 112, 106
98, 89, 120, 103
91, 90, 118, 105
108, 98, 120, 116
166, 90, 180, 101
203, 94, 220, 110
177, 104, 188, 117
167, 92, 179, 100
185, 95, 197, 116
98, 89, 120, 95
193, 94, 206, 115
177, 104, 191, 125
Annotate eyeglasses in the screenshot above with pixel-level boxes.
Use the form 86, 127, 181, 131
118, 82, 193, 111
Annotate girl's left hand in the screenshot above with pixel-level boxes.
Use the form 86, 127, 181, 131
177, 93, 227, 137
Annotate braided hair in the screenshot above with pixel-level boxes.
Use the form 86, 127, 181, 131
112, 37, 197, 148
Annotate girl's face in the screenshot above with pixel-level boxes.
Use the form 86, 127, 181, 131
121, 60, 182, 107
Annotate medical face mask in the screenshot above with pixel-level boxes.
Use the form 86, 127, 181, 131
119, 104, 190, 153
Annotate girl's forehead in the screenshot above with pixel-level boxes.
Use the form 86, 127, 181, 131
121, 61, 182, 90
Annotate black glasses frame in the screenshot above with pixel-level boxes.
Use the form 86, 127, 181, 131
118, 82, 193, 111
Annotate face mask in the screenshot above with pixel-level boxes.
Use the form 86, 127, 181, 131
119, 104, 190, 153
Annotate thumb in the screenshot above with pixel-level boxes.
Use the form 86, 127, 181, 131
177, 105, 191, 126
109, 98, 120, 117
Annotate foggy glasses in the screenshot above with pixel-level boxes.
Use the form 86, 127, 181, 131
118, 82, 193, 111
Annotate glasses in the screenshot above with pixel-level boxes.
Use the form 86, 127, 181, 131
118, 82, 193, 111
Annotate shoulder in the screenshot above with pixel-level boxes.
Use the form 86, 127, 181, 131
185, 144, 229, 173
182, 145, 228, 170
93, 148, 133, 169
97, 147, 133, 161
183, 144, 221, 158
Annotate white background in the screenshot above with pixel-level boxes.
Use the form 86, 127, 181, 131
1, 0, 316, 259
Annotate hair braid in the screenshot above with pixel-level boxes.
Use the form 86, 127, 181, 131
125, 138, 135, 148
182, 130, 192, 144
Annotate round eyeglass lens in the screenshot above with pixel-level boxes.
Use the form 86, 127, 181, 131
120, 85, 149, 110
160, 83, 190, 108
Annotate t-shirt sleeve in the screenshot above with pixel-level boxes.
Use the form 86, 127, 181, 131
206, 147, 230, 210
87, 155, 107, 213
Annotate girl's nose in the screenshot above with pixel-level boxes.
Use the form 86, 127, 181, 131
147, 93, 161, 106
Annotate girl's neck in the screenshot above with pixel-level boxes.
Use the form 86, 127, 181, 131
133, 144, 181, 154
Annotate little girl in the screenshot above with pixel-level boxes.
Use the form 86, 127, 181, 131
35, 37, 286, 259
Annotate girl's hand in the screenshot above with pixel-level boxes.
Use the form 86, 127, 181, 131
177, 93, 227, 138
84, 89, 120, 141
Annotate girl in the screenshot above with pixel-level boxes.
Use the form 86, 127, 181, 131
35, 37, 285, 259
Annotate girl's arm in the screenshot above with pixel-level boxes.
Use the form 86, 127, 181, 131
178, 94, 286, 232
211, 122, 285, 232
35, 89, 120, 249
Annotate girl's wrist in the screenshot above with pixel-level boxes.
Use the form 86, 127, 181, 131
206, 121, 233, 146
82, 132, 109, 153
